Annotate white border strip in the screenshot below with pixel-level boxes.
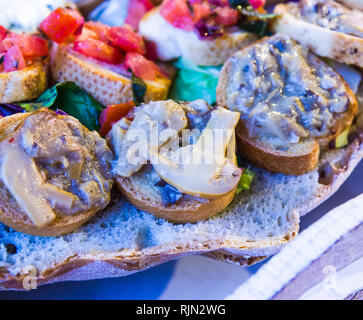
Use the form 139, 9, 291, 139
226, 194, 363, 300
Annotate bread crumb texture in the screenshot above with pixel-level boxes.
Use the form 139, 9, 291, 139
0, 142, 361, 280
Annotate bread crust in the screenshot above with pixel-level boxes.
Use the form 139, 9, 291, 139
217, 36, 358, 175
116, 177, 237, 223
0, 139, 361, 290
0, 112, 111, 237
0, 61, 48, 104
50, 43, 171, 106
140, 7, 258, 66
272, 3, 363, 68
235, 122, 320, 176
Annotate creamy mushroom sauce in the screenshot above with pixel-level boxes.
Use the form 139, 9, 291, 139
292, 0, 363, 38
226, 34, 350, 147
1, 110, 113, 217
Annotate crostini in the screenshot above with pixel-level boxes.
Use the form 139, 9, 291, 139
0, 26, 49, 103
0, 108, 114, 236
139, 0, 277, 104
39, 7, 171, 106
272, 0, 363, 68
109, 99, 245, 223
217, 33, 358, 175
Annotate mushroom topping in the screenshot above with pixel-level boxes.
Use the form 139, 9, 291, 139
0, 109, 113, 228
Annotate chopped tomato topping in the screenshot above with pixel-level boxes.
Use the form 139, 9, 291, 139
214, 6, 239, 26
39, 8, 85, 43
74, 26, 99, 42
160, 0, 195, 31
73, 39, 123, 64
124, 52, 164, 81
83, 21, 110, 42
108, 25, 145, 54
249, 0, 266, 9
99, 101, 135, 136
192, 2, 211, 22
125, 0, 154, 30
0, 26, 7, 41
3, 46, 26, 72
2, 33, 48, 58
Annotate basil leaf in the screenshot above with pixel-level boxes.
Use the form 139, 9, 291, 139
229, 0, 250, 9
20, 82, 103, 131
236, 168, 255, 194
131, 72, 147, 106
238, 18, 269, 37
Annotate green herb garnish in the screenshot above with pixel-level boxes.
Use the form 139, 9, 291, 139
20, 82, 103, 131
131, 72, 147, 106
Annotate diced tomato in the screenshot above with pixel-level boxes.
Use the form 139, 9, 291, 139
74, 26, 99, 42
73, 39, 123, 64
0, 26, 7, 41
0, 53, 5, 72
2, 33, 48, 58
160, 0, 194, 31
125, 0, 154, 30
39, 8, 85, 43
249, 0, 266, 9
192, 2, 211, 22
99, 101, 135, 136
3, 46, 26, 72
124, 52, 164, 81
83, 21, 110, 42
214, 6, 239, 26
108, 25, 145, 54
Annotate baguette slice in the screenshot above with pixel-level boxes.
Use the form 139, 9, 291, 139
217, 34, 358, 175
0, 111, 112, 237
272, 2, 363, 68
0, 61, 48, 104
117, 166, 237, 223
139, 7, 258, 67
50, 43, 171, 106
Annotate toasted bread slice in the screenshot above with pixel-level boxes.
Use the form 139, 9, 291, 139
116, 165, 237, 223
272, 1, 363, 68
0, 111, 113, 237
0, 61, 48, 104
139, 7, 258, 67
235, 122, 320, 176
50, 43, 171, 106
217, 34, 358, 175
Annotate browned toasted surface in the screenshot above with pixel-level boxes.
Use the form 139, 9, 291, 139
117, 177, 237, 223
217, 35, 358, 175
50, 43, 171, 105
0, 62, 48, 104
236, 122, 320, 176
0, 113, 110, 237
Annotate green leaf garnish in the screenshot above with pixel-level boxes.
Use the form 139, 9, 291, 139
334, 128, 349, 149
20, 82, 103, 131
236, 168, 255, 194
131, 72, 147, 106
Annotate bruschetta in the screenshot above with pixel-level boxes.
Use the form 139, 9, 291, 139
0, 26, 49, 103
40, 7, 171, 106
108, 99, 244, 223
272, 0, 363, 68
217, 33, 358, 175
